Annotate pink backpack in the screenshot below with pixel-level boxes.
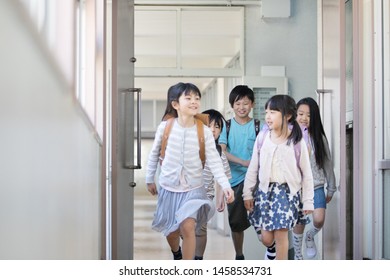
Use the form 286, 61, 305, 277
256, 124, 309, 174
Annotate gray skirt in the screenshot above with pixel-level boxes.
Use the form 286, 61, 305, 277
152, 186, 215, 236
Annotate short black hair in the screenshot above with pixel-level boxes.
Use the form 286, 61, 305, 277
228, 85, 255, 107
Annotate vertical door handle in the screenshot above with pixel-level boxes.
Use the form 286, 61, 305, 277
120, 87, 142, 170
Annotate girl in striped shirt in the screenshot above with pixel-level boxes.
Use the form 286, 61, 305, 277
146, 83, 234, 260
194, 109, 232, 260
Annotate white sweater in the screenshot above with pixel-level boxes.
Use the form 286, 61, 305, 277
146, 119, 232, 192
243, 133, 314, 211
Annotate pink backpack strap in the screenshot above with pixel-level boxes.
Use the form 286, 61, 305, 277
294, 141, 302, 175
257, 124, 270, 155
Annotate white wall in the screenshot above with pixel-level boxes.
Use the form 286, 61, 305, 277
242, 0, 318, 260
245, 0, 318, 102
0, 1, 102, 259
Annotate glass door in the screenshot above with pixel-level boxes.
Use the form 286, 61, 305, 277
108, 0, 136, 260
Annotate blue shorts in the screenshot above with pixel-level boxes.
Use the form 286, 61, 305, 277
296, 186, 327, 225
314, 186, 326, 209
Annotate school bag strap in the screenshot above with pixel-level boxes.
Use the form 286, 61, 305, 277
159, 114, 209, 168
196, 118, 206, 167
226, 118, 261, 139
159, 117, 175, 166
257, 124, 302, 174
254, 119, 260, 135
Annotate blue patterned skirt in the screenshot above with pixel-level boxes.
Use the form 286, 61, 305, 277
249, 183, 300, 231
152, 186, 215, 236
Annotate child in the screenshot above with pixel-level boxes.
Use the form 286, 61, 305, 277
243, 94, 314, 260
194, 109, 231, 260
218, 85, 267, 260
145, 82, 234, 260
292, 97, 337, 260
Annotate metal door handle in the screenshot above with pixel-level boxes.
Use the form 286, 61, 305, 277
120, 87, 142, 169
315, 89, 333, 119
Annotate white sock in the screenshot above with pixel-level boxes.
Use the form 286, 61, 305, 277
307, 226, 321, 240
292, 232, 303, 259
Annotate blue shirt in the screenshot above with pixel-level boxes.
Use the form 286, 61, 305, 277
219, 118, 257, 186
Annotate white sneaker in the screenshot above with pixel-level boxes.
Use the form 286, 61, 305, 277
305, 234, 317, 258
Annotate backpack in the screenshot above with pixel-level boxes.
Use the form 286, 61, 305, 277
226, 118, 261, 139
256, 124, 309, 174
159, 113, 209, 168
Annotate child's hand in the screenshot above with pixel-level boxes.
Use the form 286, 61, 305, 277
303, 210, 313, 215
216, 189, 225, 212
241, 159, 251, 167
224, 188, 234, 204
147, 183, 158, 196
244, 199, 254, 212
216, 199, 225, 212
326, 193, 333, 203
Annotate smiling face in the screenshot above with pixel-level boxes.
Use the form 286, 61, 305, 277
232, 96, 254, 119
265, 107, 283, 131
297, 104, 310, 129
173, 91, 201, 117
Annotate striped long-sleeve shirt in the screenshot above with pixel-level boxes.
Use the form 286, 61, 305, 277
203, 150, 231, 199
146, 119, 232, 192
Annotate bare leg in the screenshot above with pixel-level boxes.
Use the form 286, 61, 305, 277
166, 230, 181, 252
312, 208, 325, 229
180, 218, 196, 260
274, 229, 289, 260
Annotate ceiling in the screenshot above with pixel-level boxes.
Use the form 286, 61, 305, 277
133, 1, 254, 100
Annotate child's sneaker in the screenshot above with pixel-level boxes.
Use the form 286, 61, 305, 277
294, 253, 303, 260
305, 234, 317, 258
172, 247, 182, 260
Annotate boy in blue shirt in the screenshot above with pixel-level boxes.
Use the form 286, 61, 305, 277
219, 85, 275, 260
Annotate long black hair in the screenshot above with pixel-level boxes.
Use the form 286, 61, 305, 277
297, 97, 328, 169
265, 94, 302, 145
162, 82, 202, 120
202, 109, 226, 156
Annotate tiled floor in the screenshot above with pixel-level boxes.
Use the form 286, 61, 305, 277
133, 139, 236, 260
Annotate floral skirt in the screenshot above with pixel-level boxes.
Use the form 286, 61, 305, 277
249, 183, 300, 231
152, 186, 215, 236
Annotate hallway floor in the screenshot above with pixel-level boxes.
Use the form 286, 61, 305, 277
133, 195, 236, 260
